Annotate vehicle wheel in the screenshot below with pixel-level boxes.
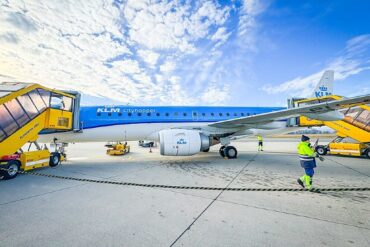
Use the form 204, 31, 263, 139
365, 149, 370, 159
219, 146, 226, 157
315, 146, 327, 155
202, 148, 210, 152
49, 152, 61, 167
1, 160, 20, 180
224, 146, 238, 159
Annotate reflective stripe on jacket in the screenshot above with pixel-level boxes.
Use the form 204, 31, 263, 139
297, 141, 316, 169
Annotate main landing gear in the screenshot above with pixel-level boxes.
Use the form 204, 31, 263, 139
219, 145, 238, 159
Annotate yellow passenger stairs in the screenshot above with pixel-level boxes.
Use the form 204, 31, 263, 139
288, 95, 370, 158
0, 82, 80, 179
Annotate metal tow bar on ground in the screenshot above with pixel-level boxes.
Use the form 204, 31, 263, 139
1, 168, 370, 192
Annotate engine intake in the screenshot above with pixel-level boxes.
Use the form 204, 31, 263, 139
159, 129, 210, 156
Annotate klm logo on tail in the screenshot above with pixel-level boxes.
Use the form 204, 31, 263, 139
312, 70, 334, 98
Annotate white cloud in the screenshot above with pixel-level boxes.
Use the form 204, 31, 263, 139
262, 34, 370, 97
0, 0, 262, 106
201, 82, 230, 105
137, 49, 160, 67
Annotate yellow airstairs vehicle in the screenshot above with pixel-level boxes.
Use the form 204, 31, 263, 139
288, 95, 370, 159
0, 82, 81, 179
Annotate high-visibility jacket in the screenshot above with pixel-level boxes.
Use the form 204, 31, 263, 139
257, 136, 263, 141
297, 141, 316, 169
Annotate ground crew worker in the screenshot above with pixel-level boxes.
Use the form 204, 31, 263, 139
257, 135, 263, 151
297, 135, 316, 190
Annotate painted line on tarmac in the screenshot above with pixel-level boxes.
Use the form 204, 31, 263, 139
169, 154, 258, 247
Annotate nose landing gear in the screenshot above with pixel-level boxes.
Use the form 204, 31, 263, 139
219, 145, 238, 159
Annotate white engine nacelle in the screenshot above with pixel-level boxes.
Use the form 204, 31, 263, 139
304, 110, 344, 121
159, 129, 210, 156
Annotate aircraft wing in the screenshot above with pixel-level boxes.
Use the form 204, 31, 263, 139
209, 94, 370, 128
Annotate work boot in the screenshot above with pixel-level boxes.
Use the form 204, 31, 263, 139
304, 175, 312, 190
297, 178, 304, 188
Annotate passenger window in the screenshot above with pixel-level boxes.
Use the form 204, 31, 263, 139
28, 90, 47, 112
37, 89, 51, 107
211, 113, 214, 116
174, 112, 178, 116
183, 113, 187, 116
241, 113, 244, 116
147, 113, 151, 116
193, 112, 197, 116
202, 113, 206, 116
156, 113, 160, 116
165, 113, 169, 116
97, 113, 101, 116
226, 113, 230, 116
0, 105, 19, 136
219, 113, 223, 116
234, 113, 238, 116
128, 112, 132, 117
4, 98, 30, 126
118, 113, 122, 116
108, 113, 112, 116
137, 113, 142, 116
247, 113, 250, 116
17, 94, 38, 118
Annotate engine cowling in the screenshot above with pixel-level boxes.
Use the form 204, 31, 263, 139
159, 129, 210, 156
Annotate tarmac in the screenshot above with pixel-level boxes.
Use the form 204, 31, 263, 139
0, 138, 369, 247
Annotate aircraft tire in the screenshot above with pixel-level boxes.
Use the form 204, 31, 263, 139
219, 146, 226, 157
224, 146, 238, 159
202, 148, 210, 152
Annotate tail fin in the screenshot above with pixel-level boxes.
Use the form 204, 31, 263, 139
311, 70, 334, 98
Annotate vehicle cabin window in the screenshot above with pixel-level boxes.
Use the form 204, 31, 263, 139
156, 113, 160, 116
0, 128, 6, 141
202, 113, 206, 116
97, 112, 101, 116
17, 94, 39, 119
183, 113, 187, 116
165, 113, 169, 116
226, 113, 230, 116
147, 113, 151, 116
174, 112, 178, 116
4, 98, 30, 126
219, 113, 223, 116
37, 89, 51, 107
128, 112, 132, 116
211, 113, 214, 116
118, 113, 122, 116
28, 90, 47, 112
234, 113, 238, 116
0, 105, 19, 137
241, 113, 244, 116
193, 112, 197, 116
108, 113, 112, 116
247, 113, 250, 116
50, 93, 73, 111
137, 113, 142, 116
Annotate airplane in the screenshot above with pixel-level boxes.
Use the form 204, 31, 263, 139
38, 71, 369, 159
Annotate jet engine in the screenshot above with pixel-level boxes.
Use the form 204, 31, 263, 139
304, 110, 344, 121
159, 129, 210, 156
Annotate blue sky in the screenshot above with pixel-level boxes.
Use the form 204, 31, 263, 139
0, 0, 369, 106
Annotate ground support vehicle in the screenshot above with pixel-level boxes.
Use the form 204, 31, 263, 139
0, 82, 80, 179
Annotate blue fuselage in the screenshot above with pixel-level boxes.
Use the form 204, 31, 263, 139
80, 106, 286, 129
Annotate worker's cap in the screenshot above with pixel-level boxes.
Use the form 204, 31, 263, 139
301, 135, 310, 141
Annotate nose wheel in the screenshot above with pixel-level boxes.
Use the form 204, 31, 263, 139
219, 146, 238, 159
